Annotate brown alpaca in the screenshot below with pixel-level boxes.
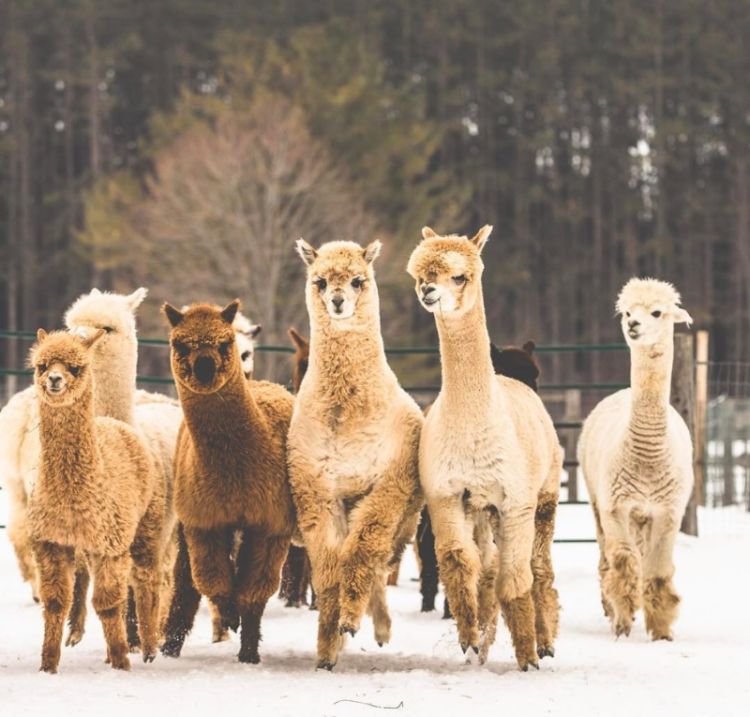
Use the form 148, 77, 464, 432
28, 330, 167, 673
163, 300, 295, 663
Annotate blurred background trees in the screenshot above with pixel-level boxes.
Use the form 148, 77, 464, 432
1, 0, 749, 385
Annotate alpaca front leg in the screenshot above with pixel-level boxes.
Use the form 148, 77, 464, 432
531, 491, 560, 659
475, 515, 499, 665
642, 512, 681, 641
600, 506, 641, 638
8, 497, 39, 602
591, 502, 613, 618
183, 525, 237, 632
65, 564, 90, 647
429, 494, 481, 654
162, 525, 202, 657
417, 508, 440, 612
34, 541, 76, 673
495, 504, 537, 670
90, 552, 131, 671
235, 530, 291, 664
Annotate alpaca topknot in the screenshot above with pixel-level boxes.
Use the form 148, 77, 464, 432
65, 287, 147, 336
615, 278, 682, 315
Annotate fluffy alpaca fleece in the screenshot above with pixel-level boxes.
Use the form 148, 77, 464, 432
578, 278, 694, 640
407, 226, 562, 670
28, 330, 168, 673
162, 300, 295, 664
417, 340, 541, 615
287, 239, 423, 670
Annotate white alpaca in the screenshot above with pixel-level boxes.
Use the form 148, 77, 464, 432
406, 226, 562, 671
578, 278, 694, 640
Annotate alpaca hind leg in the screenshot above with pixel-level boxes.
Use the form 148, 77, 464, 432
417, 508, 440, 612
126, 588, 140, 651
642, 513, 681, 641
183, 525, 237, 631
235, 530, 291, 664
367, 571, 392, 646
315, 585, 343, 670
7, 498, 39, 602
90, 552, 131, 670
495, 505, 538, 670
65, 563, 90, 647
532, 491, 560, 659
475, 515, 499, 665
592, 502, 613, 618
430, 494, 481, 653
162, 525, 202, 657
601, 507, 641, 637
280, 545, 308, 608
34, 541, 75, 673
209, 600, 229, 642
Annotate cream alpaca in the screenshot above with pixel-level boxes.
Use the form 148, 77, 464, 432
287, 239, 423, 670
29, 330, 167, 672
406, 226, 562, 671
578, 278, 694, 640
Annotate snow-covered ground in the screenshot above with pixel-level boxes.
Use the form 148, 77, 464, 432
1, 506, 748, 717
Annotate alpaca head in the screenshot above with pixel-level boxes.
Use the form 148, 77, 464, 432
162, 300, 242, 394
232, 311, 262, 379
616, 278, 692, 350
287, 327, 309, 393
295, 239, 381, 325
30, 329, 105, 406
406, 225, 492, 316
64, 287, 147, 360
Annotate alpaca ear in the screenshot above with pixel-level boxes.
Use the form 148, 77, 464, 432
162, 302, 185, 327
82, 328, 106, 349
248, 324, 262, 339
90, 288, 101, 296
422, 227, 437, 240
470, 225, 493, 251
674, 307, 693, 327
522, 340, 536, 355
288, 327, 308, 352
220, 299, 241, 325
363, 240, 382, 265
36, 328, 48, 342
296, 239, 317, 266
126, 287, 148, 311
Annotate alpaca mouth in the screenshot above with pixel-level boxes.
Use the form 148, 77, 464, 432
194, 357, 217, 384
628, 329, 641, 340
45, 385, 64, 395
422, 296, 439, 307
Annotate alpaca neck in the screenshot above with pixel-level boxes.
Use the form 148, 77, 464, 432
435, 288, 495, 411
38, 387, 100, 491
627, 340, 673, 462
90, 342, 137, 425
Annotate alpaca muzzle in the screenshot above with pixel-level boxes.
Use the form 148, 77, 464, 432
194, 355, 217, 384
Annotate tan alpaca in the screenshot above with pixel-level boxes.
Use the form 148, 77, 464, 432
406, 226, 562, 671
28, 330, 167, 673
163, 300, 295, 664
578, 278, 694, 640
288, 239, 423, 670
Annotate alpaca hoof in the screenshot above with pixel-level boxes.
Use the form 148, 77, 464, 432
538, 646, 555, 659
472, 645, 479, 655
652, 632, 673, 642
377, 642, 383, 648
521, 660, 539, 672
421, 597, 436, 612
142, 651, 156, 664
339, 623, 357, 637
110, 654, 131, 671
614, 620, 632, 638
128, 644, 141, 654
316, 659, 336, 671
65, 629, 84, 647
39, 666, 58, 674
161, 639, 183, 658
460, 641, 478, 655
212, 628, 230, 643
238, 650, 260, 664
460, 642, 468, 654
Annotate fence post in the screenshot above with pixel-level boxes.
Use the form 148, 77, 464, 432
721, 402, 736, 506
672, 332, 698, 536
563, 389, 581, 502
694, 330, 709, 506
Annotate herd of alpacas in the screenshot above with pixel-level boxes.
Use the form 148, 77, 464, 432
0, 225, 695, 674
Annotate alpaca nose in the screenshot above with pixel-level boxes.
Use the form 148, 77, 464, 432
194, 356, 216, 384
628, 319, 640, 329
421, 283, 436, 297
48, 373, 63, 388
331, 295, 345, 310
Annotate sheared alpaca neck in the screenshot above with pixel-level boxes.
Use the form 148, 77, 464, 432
435, 286, 495, 412
38, 385, 100, 494
178, 363, 264, 465
627, 338, 673, 465
90, 337, 137, 425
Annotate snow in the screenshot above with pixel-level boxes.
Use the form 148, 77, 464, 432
1, 505, 748, 717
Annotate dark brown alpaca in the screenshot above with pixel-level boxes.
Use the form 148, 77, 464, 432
161, 300, 295, 664
417, 340, 541, 615
278, 327, 315, 609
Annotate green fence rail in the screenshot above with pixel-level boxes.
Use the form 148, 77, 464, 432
0, 330, 629, 539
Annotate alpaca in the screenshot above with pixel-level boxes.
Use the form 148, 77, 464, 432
288, 239, 423, 670
162, 300, 295, 664
278, 327, 314, 609
407, 226, 562, 670
417, 340, 541, 615
28, 330, 168, 672
578, 278, 694, 640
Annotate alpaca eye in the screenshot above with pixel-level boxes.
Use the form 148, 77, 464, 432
102, 326, 114, 334
219, 341, 232, 357
172, 340, 189, 358
651, 310, 662, 318
37, 363, 47, 374
314, 278, 327, 291
351, 277, 364, 289
626, 312, 631, 318
69, 366, 81, 377
241, 351, 251, 361
452, 275, 467, 286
